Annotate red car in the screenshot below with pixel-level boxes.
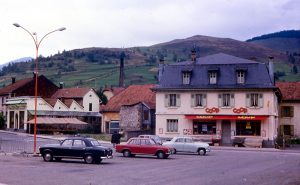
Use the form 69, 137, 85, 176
116, 137, 173, 159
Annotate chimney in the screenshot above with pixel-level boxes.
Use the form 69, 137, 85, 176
268, 56, 274, 85
158, 58, 165, 82
59, 82, 64, 89
191, 48, 196, 63
119, 51, 125, 87
11, 77, 16, 84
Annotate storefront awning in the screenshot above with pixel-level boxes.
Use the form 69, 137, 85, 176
28, 117, 88, 125
185, 115, 268, 121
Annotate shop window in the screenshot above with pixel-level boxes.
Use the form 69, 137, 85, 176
236, 121, 261, 136
191, 94, 207, 107
165, 94, 180, 107
280, 106, 294, 117
246, 93, 263, 108
167, 119, 178, 132
109, 121, 119, 134
193, 122, 216, 135
219, 94, 234, 107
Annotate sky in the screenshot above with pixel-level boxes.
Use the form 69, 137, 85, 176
0, 0, 299, 64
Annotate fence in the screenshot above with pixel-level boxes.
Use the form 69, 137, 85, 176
0, 137, 59, 154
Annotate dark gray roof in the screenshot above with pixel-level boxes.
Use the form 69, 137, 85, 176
156, 53, 275, 90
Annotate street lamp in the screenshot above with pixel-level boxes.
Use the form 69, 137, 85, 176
13, 23, 66, 154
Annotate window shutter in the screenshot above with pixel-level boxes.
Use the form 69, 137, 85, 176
218, 94, 222, 107
246, 94, 250, 107
290, 106, 294, 117
291, 125, 294, 136
258, 94, 263, 108
230, 94, 235, 107
203, 94, 207, 107
176, 94, 181, 107
191, 94, 195, 107
164, 94, 169, 107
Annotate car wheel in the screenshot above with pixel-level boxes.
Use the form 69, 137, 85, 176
198, 148, 206, 156
157, 151, 165, 159
43, 152, 53, 162
84, 155, 94, 164
123, 150, 131, 157
173, 149, 177, 154
55, 157, 62, 162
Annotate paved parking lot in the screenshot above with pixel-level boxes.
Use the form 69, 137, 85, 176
1, 148, 300, 185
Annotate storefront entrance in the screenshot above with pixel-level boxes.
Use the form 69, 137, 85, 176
221, 120, 231, 145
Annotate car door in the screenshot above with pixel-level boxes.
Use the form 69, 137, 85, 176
183, 138, 195, 152
71, 139, 87, 157
139, 139, 156, 155
173, 138, 185, 152
59, 139, 73, 156
128, 139, 141, 154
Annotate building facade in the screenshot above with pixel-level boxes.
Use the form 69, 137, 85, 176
276, 82, 300, 137
154, 53, 280, 147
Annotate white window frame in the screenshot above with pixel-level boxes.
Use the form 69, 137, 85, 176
182, 72, 191, 85
237, 71, 245, 84
246, 93, 263, 108
209, 72, 217, 84
167, 119, 178, 133
165, 94, 181, 107
191, 93, 207, 107
219, 93, 234, 108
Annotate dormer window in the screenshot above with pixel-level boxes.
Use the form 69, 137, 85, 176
182, 71, 191, 85
209, 71, 217, 84
237, 70, 245, 84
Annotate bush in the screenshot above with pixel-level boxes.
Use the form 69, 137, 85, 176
0, 113, 5, 129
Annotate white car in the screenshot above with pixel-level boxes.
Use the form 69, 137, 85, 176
163, 136, 210, 155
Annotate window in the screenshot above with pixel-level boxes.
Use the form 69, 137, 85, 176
62, 139, 73, 146
109, 121, 119, 134
246, 93, 263, 108
167, 119, 178, 132
237, 71, 245, 84
175, 138, 184, 142
129, 139, 140, 145
193, 121, 216, 135
185, 138, 193, 143
279, 125, 294, 136
73, 140, 86, 147
89, 103, 92, 111
280, 106, 294, 117
191, 94, 207, 107
143, 109, 149, 121
209, 72, 217, 84
182, 72, 191, 85
236, 121, 261, 136
219, 94, 234, 107
165, 94, 180, 107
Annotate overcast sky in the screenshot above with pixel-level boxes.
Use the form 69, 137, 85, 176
0, 0, 299, 64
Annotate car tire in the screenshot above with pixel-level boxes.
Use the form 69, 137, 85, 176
43, 152, 53, 162
84, 155, 94, 164
55, 157, 62, 162
198, 148, 206, 156
123, 150, 131, 157
157, 151, 165, 159
173, 149, 177, 154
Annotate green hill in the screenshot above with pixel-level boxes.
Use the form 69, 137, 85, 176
0, 34, 293, 89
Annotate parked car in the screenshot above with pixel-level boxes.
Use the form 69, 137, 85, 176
163, 136, 210, 155
39, 137, 113, 164
138, 135, 163, 145
116, 137, 173, 159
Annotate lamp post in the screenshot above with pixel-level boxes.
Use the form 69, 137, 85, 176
13, 23, 66, 154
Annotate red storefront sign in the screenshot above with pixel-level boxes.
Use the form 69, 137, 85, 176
185, 115, 268, 120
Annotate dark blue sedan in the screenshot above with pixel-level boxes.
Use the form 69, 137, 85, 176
39, 137, 113, 164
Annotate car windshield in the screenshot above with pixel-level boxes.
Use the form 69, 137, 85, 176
89, 139, 101, 146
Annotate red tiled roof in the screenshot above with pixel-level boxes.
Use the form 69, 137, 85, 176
0, 77, 33, 95
103, 87, 125, 96
276, 82, 300, 100
102, 84, 156, 112
51, 88, 91, 98
44, 98, 57, 107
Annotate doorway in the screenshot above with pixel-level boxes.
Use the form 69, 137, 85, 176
221, 120, 231, 145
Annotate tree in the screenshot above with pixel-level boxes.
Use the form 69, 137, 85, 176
292, 65, 298, 74
96, 88, 108, 105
